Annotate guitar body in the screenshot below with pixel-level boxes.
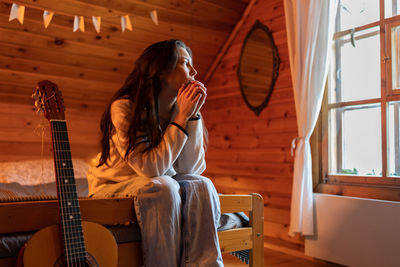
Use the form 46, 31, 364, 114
21, 221, 118, 267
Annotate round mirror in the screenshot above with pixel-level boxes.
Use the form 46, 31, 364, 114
238, 20, 280, 116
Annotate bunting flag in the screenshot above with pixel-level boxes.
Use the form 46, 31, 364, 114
43, 10, 54, 28
7, 2, 159, 33
9, 3, 25, 24
73, 15, 85, 32
150, 10, 158, 26
121, 15, 132, 32
92, 16, 101, 33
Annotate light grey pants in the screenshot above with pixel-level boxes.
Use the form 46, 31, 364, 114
92, 174, 224, 267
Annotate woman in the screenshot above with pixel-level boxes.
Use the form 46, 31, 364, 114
87, 40, 224, 267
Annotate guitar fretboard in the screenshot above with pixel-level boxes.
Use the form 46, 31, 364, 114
50, 120, 86, 264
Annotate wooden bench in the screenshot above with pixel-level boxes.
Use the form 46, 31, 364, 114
0, 194, 264, 267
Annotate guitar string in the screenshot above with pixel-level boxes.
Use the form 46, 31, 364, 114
62, 120, 85, 266
55, 122, 72, 267
58, 122, 77, 267
55, 121, 86, 266
56, 121, 82, 267
58, 121, 74, 267
54, 121, 82, 267
63, 121, 86, 266
52, 121, 71, 267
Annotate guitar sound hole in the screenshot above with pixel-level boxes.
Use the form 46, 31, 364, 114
54, 253, 99, 267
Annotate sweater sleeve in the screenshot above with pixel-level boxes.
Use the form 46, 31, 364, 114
173, 115, 206, 175
110, 99, 188, 178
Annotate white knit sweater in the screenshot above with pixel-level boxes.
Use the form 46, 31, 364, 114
87, 99, 206, 196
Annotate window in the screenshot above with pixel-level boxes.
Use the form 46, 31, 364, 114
317, 0, 400, 200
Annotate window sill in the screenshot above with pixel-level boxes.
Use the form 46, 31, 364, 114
315, 183, 400, 202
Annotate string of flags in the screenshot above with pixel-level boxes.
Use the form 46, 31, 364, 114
8, 3, 159, 33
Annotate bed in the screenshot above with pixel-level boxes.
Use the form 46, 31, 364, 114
0, 159, 264, 266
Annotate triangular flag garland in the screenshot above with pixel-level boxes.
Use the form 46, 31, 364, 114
43, 10, 54, 29
73, 16, 85, 32
9, 3, 25, 24
92, 16, 101, 33
8, 2, 159, 33
150, 10, 158, 26
121, 15, 132, 32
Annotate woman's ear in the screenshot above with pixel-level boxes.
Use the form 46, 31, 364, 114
154, 76, 168, 93
158, 72, 170, 87
159, 73, 166, 81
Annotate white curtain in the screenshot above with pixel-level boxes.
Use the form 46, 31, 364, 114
284, 0, 338, 236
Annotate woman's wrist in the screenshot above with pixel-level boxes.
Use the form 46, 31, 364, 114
173, 113, 188, 129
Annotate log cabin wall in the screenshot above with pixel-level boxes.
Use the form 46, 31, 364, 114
202, 0, 303, 251
0, 0, 249, 162
0, 0, 301, 253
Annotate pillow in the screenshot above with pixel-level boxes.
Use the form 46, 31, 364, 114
0, 158, 90, 185
218, 212, 249, 231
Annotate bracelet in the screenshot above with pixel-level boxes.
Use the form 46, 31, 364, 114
170, 122, 189, 136
188, 114, 201, 121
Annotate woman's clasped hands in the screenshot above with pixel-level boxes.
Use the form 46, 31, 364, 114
176, 80, 207, 121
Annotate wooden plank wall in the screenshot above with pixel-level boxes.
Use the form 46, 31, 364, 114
0, 1, 127, 162
0, 0, 248, 162
0, 0, 302, 251
202, 0, 303, 249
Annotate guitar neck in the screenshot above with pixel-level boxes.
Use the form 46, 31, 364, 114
50, 120, 87, 263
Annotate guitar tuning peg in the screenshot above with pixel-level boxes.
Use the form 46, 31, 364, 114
35, 105, 43, 114
35, 102, 40, 111
34, 100, 44, 111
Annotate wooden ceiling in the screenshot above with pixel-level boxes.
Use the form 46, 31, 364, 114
0, 0, 250, 108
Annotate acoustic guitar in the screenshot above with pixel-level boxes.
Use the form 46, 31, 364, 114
18, 80, 118, 267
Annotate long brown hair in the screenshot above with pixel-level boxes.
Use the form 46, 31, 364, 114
97, 40, 195, 167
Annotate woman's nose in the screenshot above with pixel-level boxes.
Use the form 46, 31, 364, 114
190, 66, 197, 77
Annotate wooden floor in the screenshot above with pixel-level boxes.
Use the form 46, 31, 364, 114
222, 248, 342, 267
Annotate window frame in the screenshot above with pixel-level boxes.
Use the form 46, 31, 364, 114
314, 0, 400, 201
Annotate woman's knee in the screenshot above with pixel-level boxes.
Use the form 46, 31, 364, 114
174, 174, 213, 185
148, 176, 181, 202
135, 176, 181, 210
196, 176, 217, 192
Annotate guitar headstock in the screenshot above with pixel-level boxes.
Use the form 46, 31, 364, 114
33, 80, 65, 120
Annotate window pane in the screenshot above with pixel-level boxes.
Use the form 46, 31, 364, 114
339, 0, 379, 30
391, 25, 400, 90
329, 104, 382, 176
388, 102, 400, 177
385, 0, 400, 18
329, 27, 381, 103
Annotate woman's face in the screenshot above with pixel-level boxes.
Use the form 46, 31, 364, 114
162, 47, 197, 98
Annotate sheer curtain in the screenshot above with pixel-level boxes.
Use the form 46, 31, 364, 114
283, 0, 338, 236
